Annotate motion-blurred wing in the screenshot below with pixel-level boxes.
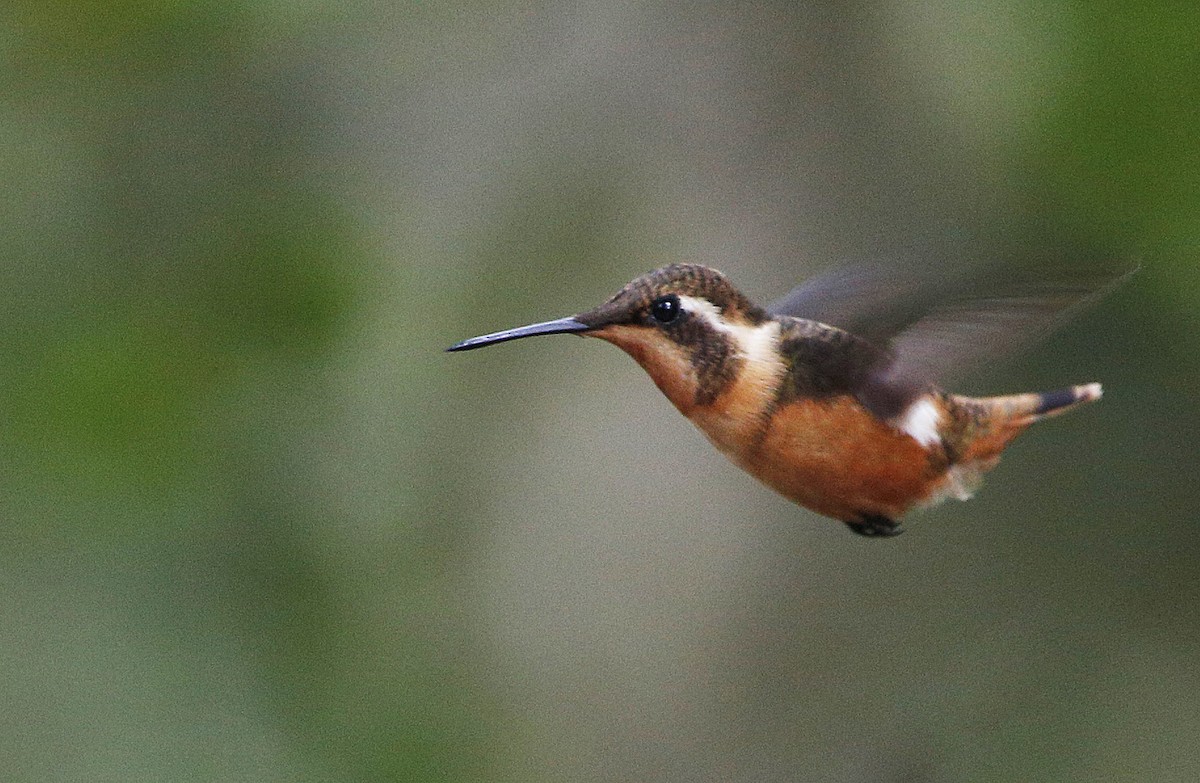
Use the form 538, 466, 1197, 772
774, 261, 1136, 419
766, 261, 944, 345
884, 269, 1135, 388
852, 267, 1136, 418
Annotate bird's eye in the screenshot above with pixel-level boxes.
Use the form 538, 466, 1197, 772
650, 294, 681, 324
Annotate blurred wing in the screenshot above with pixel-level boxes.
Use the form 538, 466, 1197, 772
878, 267, 1137, 392
775, 262, 1138, 420
766, 261, 945, 345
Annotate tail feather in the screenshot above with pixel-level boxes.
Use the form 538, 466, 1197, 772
965, 382, 1101, 426
1021, 382, 1103, 424
950, 382, 1103, 465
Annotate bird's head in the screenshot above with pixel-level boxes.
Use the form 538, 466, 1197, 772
448, 264, 775, 412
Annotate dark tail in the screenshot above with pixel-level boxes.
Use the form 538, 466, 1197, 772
1031, 383, 1103, 419
947, 382, 1102, 471
976, 382, 1103, 428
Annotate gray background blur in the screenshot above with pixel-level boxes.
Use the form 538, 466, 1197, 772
3, 3, 1198, 781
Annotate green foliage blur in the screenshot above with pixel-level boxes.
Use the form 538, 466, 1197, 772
1, 3, 1197, 781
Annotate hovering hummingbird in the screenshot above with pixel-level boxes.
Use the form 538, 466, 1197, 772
448, 263, 1122, 537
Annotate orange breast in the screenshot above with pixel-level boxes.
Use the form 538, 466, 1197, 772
740, 395, 948, 522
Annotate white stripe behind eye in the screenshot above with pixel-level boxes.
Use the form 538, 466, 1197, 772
677, 294, 724, 321
677, 295, 780, 364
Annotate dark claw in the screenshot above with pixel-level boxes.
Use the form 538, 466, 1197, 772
844, 515, 904, 538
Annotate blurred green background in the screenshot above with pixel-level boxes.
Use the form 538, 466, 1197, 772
2, 3, 1198, 781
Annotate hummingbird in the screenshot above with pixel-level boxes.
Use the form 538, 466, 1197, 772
448, 263, 1122, 537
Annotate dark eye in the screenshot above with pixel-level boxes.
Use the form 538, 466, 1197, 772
650, 294, 681, 324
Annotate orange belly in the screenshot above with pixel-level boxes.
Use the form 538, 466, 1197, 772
738, 396, 948, 522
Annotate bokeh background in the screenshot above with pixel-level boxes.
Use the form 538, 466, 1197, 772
3, 3, 1198, 781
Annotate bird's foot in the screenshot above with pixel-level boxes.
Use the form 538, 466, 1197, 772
844, 515, 904, 538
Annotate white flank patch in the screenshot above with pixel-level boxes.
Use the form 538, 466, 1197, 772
896, 397, 942, 448
677, 295, 780, 364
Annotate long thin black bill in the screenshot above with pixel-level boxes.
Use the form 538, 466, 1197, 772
446, 316, 592, 352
